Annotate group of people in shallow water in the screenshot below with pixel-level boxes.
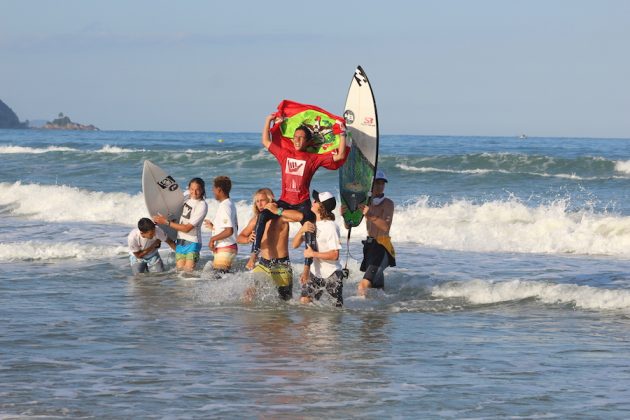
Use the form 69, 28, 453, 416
127, 114, 396, 306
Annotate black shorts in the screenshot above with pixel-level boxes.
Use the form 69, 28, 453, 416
360, 238, 390, 289
301, 270, 344, 307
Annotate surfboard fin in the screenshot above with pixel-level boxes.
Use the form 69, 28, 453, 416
341, 191, 367, 212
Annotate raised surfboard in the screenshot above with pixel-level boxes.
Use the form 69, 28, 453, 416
142, 160, 184, 241
340, 66, 379, 228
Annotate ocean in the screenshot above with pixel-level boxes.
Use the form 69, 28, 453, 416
2, 129, 630, 418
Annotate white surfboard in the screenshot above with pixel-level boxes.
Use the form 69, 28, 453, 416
340, 65, 379, 227
142, 160, 184, 241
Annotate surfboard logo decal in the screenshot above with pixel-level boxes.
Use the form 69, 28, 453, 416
354, 68, 367, 86
157, 176, 179, 192
344, 110, 355, 125
362, 116, 376, 126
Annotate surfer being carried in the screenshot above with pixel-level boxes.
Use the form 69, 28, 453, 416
247, 113, 347, 284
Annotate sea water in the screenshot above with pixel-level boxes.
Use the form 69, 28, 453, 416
2, 129, 630, 418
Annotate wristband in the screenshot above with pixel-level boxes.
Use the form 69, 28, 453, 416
167, 220, 171, 226
277, 208, 283, 216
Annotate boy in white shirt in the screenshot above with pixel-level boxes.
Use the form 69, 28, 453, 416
292, 190, 343, 307
204, 176, 238, 273
127, 218, 176, 275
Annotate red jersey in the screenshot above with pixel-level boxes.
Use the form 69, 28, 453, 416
269, 140, 343, 205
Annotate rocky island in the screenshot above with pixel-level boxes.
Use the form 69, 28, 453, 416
43, 113, 99, 131
0, 99, 99, 131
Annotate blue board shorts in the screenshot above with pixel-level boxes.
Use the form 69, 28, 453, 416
175, 239, 202, 263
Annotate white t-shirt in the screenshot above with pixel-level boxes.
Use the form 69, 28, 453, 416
128, 226, 169, 258
178, 198, 208, 244
212, 198, 238, 248
311, 219, 342, 279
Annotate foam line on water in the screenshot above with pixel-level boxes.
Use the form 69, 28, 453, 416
387, 197, 630, 257
432, 279, 630, 311
4, 182, 630, 258
0, 241, 127, 261
0, 145, 78, 154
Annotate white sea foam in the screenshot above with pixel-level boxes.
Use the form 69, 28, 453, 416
396, 163, 502, 175
432, 279, 630, 311
96, 145, 143, 153
381, 197, 630, 258
3, 182, 630, 258
396, 163, 599, 180
0, 181, 265, 233
0, 182, 148, 224
0, 145, 78, 154
0, 241, 127, 261
614, 160, 630, 175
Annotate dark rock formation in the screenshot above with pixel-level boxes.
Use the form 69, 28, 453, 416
43, 113, 99, 131
0, 99, 27, 129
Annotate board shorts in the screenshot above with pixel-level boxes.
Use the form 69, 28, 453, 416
253, 257, 293, 301
301, 269, 343, 307
212, 244, 237, 272
360, 237, 390, 289
175, 239, 202, 263
130, 252, 164, 275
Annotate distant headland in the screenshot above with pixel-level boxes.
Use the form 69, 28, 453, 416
0, 99, 28, 129
0, 99, 99, 131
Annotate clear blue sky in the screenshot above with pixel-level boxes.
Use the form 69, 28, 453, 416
1, 0, 629, 137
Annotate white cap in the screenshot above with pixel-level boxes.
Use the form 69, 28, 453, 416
312, 190, 337, 212
375, 169, 388, 182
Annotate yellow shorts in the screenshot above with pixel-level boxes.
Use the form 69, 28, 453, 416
253, 257, 293, 287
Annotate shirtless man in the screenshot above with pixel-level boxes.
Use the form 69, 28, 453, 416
238, 188, 301, 300
357, 170, 396, 296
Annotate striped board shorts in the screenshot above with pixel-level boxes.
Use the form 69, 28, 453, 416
213, 244, 237, 271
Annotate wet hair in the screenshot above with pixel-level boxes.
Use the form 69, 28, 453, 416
213, 176, 232, 196
315, 202, 336, 221
138, 217, 157, 233
252, 187, 274, 216
294, 125, 313, 143
189, 177, 206, 199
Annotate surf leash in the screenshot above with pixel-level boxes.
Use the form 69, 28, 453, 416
342, 226, 352, 279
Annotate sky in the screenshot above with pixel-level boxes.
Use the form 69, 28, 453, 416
1, 0, 629, 137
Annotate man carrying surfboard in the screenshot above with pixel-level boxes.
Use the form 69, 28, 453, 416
153, 177, 208, 272
238, 188, 302, 301
357, 170, 396, 296
248, 105, 348, 284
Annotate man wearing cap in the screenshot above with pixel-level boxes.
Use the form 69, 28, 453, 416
358, 169, 396, 296
293, 190, 344, 307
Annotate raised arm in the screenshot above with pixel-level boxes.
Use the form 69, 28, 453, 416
261, 114, 275, 150
332, 131, 347, 162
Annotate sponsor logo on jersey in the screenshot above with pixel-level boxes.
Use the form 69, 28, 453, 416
285, 158, 305, 176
